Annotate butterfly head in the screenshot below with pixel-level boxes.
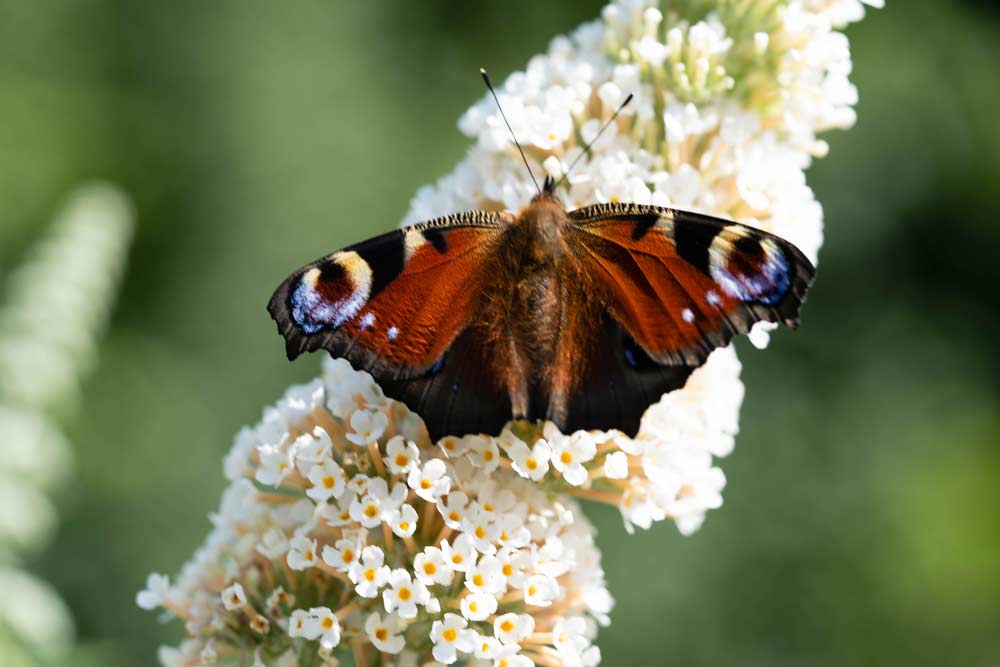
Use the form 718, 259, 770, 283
542, 174, 556, 197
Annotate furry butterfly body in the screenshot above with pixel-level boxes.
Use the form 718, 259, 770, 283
268, 178, 815, 440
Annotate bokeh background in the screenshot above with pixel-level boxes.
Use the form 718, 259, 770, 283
2, 0, 999, 665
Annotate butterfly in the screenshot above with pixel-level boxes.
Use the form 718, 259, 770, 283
268, 72, 815, 441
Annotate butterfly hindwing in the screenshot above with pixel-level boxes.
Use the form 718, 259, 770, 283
267, 211, 512, 380
568, 203, 815, 367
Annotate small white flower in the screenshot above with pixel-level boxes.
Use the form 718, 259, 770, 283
523, 574, 559, 607
508, 438, 551, 481
414, 545, 454, 586
438, 434, 471, 459
350, 478, 406, 528
255, 442, 293, 486
256, 528, 289, 559
407, 458, 451, 502
292, 426, 333, 472
136, 573, 170, 610
389, 503, 419, 538
288, 609, 319, 639
460, 592, 498, 622
551, 431, 596, 486
321, 536, 361, 572
465, 554, 503, 594
437, 491, 471, 529
603, 451, 629, 479
553, 616, 591, 655
472, 633, 503, 660
221, 582, 247, 610
494, 612, 535, 645
441, 533, 477, 573
305, 457, 346, 501
318, 494, 355, 527
345, 409, 388, 446
286, 535, 319, 571
385, 435, 420, 474
430, 613, 475, 664
496, 548, 529, 588
305, 607, 341, 649
465, 436, 501, 472
382, 569, 430, 619
463, 509, 501, 555
365, 611, 406, 654
348, 545, 390, 598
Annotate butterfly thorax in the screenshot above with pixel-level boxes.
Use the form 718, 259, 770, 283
477, 195, 594, 422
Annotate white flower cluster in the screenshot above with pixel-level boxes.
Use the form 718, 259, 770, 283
401, 0, 876, 533
143, 2, 877, 663
0, 184, 133, 665
141, 358, 611, 667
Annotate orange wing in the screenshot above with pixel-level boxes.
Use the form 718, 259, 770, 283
268, 211, 511, 379
568, 203, 815, 366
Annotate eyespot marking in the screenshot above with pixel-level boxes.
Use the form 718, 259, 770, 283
708, 228, 790, 304
289, 251, 372, 334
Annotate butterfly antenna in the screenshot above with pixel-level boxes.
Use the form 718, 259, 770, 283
553, 93, 634, 191
480, 68, 541, 195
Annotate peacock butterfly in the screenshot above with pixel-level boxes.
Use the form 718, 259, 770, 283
268, 70, 815, 440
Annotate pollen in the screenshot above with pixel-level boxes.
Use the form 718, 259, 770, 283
526, 458, 538, 470
442, 628, 458, 642
451, 554, 463, 565
342, 549, 354, 563
364, 504, 379, 518
398, 587, 412, 601
500, 619, 515, 633
483, 450, 494, 462
375, 627, 388, 641
475, 525, 487, 539
305, 550, 314, 561
472, 573, 485, 587
560, 451, 573, 464
449, 511, 460, 522
321, 475, 335, 489
395, 454, 409, 467
502, 564, 513, 577
321, 617, 334, 629
423, 562, 437, 575
420, 479, 432, 490
483, 503, 494, 511
399, 521, 410, 531
364, 568, 376, 582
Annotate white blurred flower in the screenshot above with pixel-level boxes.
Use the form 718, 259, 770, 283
1, 183, 132, 665
136, 573, 172, 611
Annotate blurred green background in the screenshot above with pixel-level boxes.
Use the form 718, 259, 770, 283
2, 0, 999, 665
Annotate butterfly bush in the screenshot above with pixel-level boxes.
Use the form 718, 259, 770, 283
140, 359, 611, 667
142, 2, 877, 664
401, 0, 876, 534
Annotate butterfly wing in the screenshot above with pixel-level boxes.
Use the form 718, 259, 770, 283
267, 211, 512, 383
567, 203, 815, 367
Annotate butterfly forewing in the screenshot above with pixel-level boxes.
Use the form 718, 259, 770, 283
567, 203, 815, 367
267, 211, 511, 380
